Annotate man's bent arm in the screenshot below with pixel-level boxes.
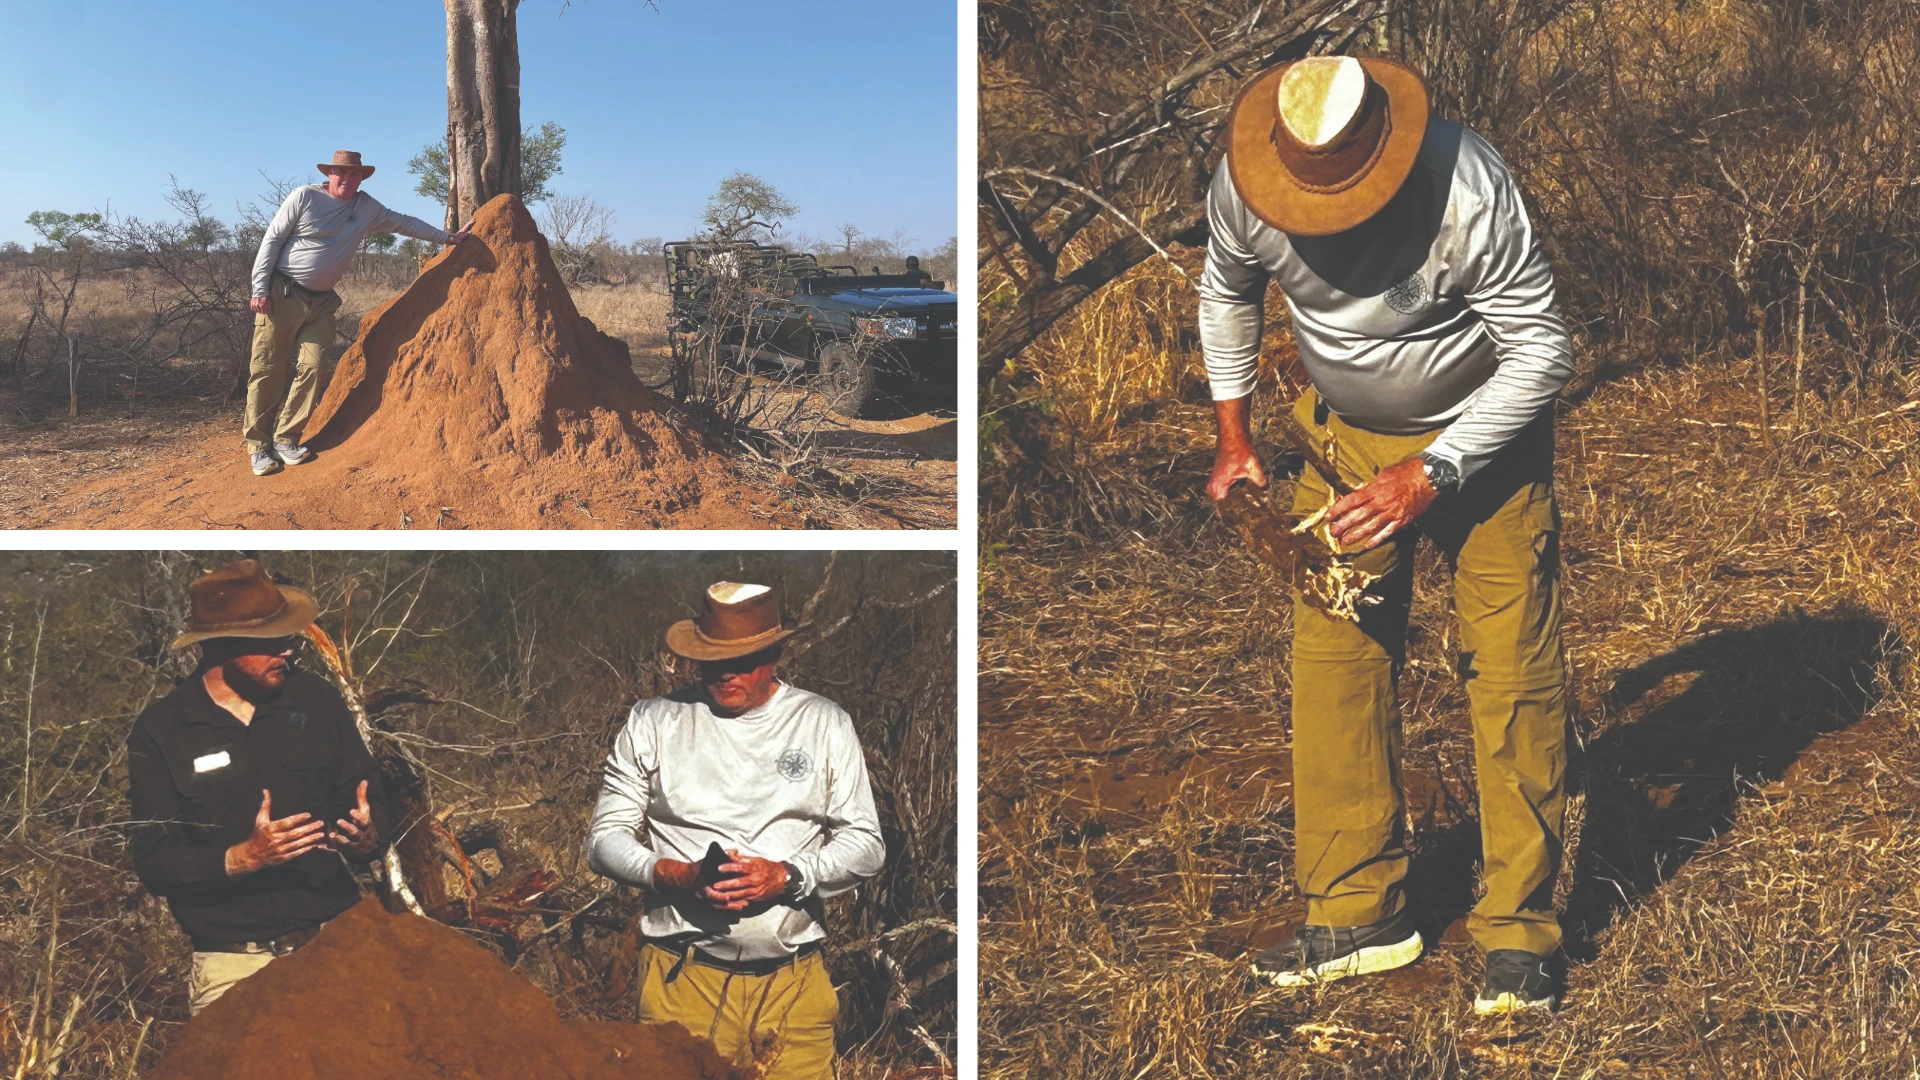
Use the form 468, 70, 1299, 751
126, 724, 229, 896
251, 190, 303, 298
786, 710, 884, 900
584, 713, 660, 889
1197, 165, 1272, 403
1422, 137, 1574, 481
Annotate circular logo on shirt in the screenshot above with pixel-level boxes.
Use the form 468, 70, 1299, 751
1384, 271, 1428, 315
776, 748, 812, 782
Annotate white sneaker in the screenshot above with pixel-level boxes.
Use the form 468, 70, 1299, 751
273, 442, 311, 465
251, 451, 283, 476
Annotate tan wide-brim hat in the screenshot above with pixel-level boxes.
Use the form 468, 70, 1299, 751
318, 149, 375, 177
1226, 56, 1429, 237
666, 582, 797, 662
170, 559, 319, 650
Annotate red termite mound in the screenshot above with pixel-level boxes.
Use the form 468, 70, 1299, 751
149, 898, 752, 1080
52, 193, 788, 530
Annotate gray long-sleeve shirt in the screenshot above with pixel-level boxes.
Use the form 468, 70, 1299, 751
1199, 117, 1573, 481
585, 681, 885, 961
250, 186, 452, 298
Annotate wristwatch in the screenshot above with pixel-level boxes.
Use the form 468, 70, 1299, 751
781, 861, 806, 900
1419, 452, 1460, 496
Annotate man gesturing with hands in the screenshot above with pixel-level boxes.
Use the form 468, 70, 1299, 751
128, 560, 389, 1014
588, 582, 884, 1080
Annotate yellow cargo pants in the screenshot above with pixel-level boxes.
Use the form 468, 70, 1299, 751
1286, 389, 1569, 956
243, 271, 340, 454
637, 943, 838, 1080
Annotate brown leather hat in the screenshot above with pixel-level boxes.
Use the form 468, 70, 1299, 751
318, 149, 375, 177
171, 559, 320, 650
665, 582, 797, 661
1226, 56, 1429, 236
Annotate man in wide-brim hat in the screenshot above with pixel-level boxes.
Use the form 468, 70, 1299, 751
241, 150, 473, 478
587, 581, 884, 1080
126, 559, 390, 1014
1200, 56, 1574, 1013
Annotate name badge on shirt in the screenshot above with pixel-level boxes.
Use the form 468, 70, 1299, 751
193, 750, 232, 774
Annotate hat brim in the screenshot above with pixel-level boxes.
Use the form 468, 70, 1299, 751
318, 164, 375, 177
1226, 58, 1429, 237
665, 620, 796, 662
170, 585, 320, 650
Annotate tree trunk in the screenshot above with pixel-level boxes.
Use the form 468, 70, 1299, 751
1752, 305, 1772, 449
444, 0, 522, 230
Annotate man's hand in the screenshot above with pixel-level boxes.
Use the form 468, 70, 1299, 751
250, 295, 273, 316
225, 790, 327, 877
1209, 395, 1269, 502
651, 858, 702, 892
324, 780, 378, 858
448, 224, 473, 245
1329, 457, 1436, 550
701, 852, 789, 911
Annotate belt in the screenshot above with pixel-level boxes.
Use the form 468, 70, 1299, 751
274, 270, 328, 303
195, 922, 325, 956
649, 938, 824, 981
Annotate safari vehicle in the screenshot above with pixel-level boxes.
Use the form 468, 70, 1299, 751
664, 240, 958, 417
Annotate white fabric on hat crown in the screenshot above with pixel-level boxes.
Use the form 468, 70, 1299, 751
1277, 56, 1367, 147
709, 582, 771, 604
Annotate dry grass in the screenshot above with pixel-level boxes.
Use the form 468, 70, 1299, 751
981, 317, 1920, 1075
569, 284, 670, 353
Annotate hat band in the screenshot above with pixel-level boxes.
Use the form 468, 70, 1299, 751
1270, 80, 1393, 196
187, 594, 291, 635
690, 624, 786, 651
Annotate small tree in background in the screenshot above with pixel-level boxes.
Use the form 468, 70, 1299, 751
409, 121, 567, 210
701, 171, 798, 242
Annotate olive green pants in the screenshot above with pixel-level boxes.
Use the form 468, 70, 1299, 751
1287, 390, 1569, 956
243, 271, 340, 454
637, 944, 838, 1080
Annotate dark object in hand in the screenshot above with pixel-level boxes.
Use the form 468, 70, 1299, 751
694, 842, 738, 889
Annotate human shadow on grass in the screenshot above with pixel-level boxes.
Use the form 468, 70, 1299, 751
1561, 607, 1901, 961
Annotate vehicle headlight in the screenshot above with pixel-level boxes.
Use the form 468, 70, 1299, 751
856, 316, 918, 340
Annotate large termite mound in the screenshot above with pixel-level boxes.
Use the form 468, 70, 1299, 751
149, 898, 751, 1080
52, 193, 787, 529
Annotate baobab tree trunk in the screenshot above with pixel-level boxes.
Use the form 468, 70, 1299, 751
444, 0, 522, 230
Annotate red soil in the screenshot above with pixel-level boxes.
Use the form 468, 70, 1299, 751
149, 898, 751, 1080
42, 194, 792, 529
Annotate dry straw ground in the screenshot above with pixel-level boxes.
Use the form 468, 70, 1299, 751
980, 267, 1920, 1077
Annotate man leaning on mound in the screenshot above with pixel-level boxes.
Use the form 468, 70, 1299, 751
127, 559, 390, 1015
586, 582, 884, 1080
1202, 56, 1575, 1014
244, 150, 473, 478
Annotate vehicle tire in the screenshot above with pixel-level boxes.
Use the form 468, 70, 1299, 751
817, 342, 875, 417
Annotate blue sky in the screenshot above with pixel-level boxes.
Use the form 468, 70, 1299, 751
0, 1, 959, 252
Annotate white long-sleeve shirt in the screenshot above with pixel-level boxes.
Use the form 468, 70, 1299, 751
585, 681, 885, 961
1199, 117, 1574, 482
250, 186, 452, 298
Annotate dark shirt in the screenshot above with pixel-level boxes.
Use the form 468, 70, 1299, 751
905, 267, 933, 283
126, 668, 391, 948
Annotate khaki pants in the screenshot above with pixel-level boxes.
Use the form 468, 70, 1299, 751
1287, 389, 1569, 956
188, 950, 277, 1015
637, 944, 838, 1080
244, 271, 340, 454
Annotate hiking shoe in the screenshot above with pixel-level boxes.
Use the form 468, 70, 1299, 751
272, 442, 311, 465
1474, 949, 1557, 1015
1250, 908, 1424, 987
251, 451, 282, 476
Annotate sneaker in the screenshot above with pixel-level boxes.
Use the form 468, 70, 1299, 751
1250, 908, 1424, 987
1474, 949, 1557, 1015
251, 451, 283, 476
272, 442, 311, 465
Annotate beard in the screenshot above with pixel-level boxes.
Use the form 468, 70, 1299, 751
222, 660, 289, 702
